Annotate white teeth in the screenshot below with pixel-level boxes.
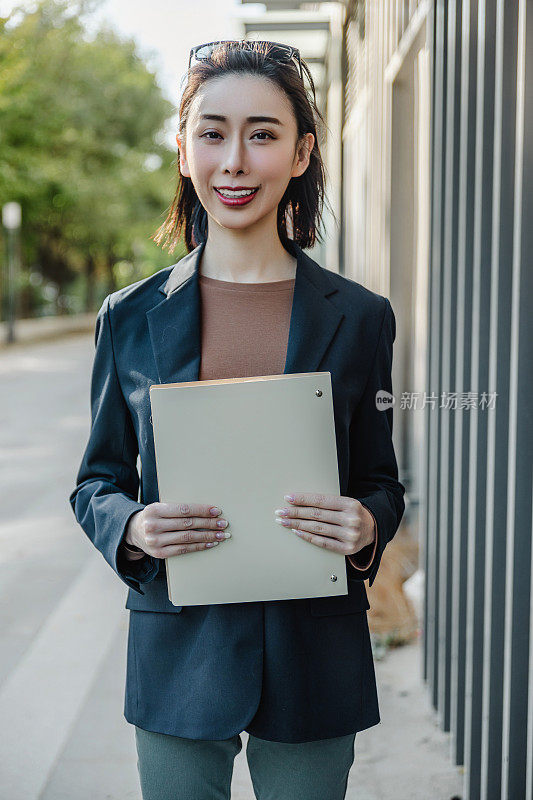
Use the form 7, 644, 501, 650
216, 188, 258, 198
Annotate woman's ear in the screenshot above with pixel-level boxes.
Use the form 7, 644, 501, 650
176, 134, 190, 178
291, 133, 314, 179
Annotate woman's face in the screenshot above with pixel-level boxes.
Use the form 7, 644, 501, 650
176, 74, 314, 234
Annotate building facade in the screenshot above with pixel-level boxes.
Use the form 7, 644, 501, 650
342, 3, 533, 799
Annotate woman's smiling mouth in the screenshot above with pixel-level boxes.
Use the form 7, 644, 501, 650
214, 186, 260, 206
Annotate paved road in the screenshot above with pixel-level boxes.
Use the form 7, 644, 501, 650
0, 332, 464, 800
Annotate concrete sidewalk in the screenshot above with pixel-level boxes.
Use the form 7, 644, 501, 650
0, 311, 95, 349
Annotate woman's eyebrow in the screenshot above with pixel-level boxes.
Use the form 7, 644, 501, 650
199, 113, 283, 125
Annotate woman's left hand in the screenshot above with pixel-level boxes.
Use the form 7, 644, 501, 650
274, 492, 376, 557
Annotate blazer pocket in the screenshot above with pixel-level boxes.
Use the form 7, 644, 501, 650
308, 584, 370, 616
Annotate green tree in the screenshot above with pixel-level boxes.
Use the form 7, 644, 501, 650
0, 0, 180, 316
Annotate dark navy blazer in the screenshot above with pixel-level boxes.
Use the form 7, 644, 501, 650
69, 237, 405, 742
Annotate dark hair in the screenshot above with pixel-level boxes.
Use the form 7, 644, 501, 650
151, 40, 332, 254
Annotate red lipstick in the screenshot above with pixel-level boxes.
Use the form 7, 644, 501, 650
214, 187, 260, 207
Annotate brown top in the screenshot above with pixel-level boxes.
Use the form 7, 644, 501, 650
198, 275, 296, 380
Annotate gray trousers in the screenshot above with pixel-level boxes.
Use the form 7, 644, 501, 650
134, 725, 356, 800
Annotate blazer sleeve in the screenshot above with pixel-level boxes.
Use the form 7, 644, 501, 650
345, 296, 405, 587
68, 295, 160, 595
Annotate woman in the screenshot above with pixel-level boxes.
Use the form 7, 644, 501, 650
69, 40, 405, 800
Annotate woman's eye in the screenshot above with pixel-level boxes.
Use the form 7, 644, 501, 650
201, 131, 274, 141
252, 131, 275, 140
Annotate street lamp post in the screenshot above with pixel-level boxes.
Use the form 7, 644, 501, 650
2, 201, 21, 345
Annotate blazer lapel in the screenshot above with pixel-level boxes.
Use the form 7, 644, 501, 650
146, 238, 344, 385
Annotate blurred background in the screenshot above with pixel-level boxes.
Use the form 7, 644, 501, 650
0, 2, 531, 799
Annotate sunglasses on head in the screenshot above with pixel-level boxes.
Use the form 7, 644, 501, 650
188, 40, 303, 81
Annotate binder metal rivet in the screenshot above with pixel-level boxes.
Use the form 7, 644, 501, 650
330, 574, 337, 582
315, 389, 322, 397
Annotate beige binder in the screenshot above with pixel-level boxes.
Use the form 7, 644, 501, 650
149, 372, 348, 606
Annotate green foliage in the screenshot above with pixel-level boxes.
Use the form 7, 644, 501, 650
0, 0, 180, 316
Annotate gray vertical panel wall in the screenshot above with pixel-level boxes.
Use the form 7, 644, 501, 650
440, 0, 462, 735
424, 0, 446, 712
480, 2, 518, 797
422, 0, 436, 695
464, 0, 497, 796
500, 4, 533, 797
451, 0, 478, 770
423, 0, 533, 798
421, 0, 433, 690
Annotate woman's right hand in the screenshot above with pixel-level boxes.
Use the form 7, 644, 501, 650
125, 502, 230, 558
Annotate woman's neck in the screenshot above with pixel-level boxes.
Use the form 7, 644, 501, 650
199, 237, 297, 283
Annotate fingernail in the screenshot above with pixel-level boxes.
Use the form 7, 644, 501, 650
284, 495, 295, 503
210, 507, 221, 516
275, 508, 289, 517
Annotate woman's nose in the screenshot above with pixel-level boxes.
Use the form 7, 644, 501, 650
221, 141, 248, 174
